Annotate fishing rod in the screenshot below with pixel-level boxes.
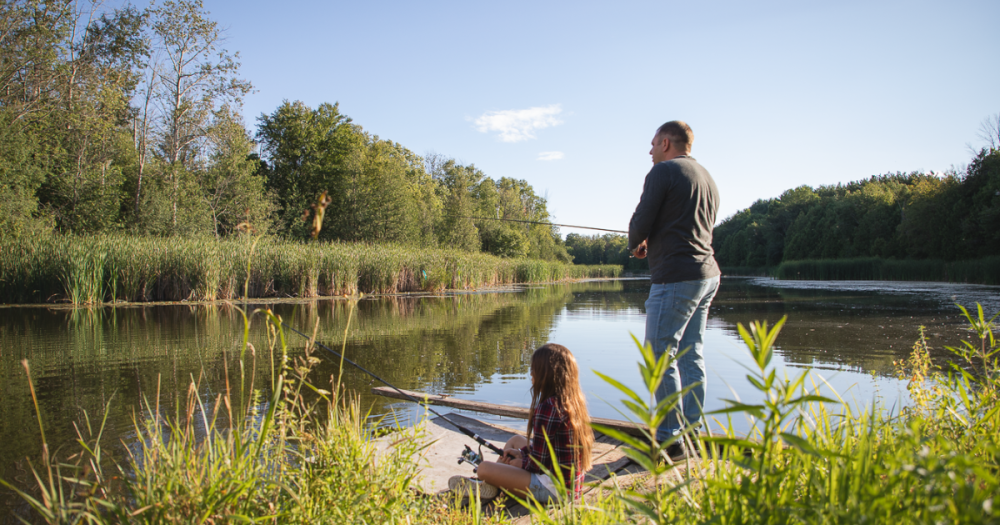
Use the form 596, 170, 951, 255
280, 321, 507, 460
457, 215, 627, 235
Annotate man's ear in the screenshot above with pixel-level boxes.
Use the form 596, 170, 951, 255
659, 136, 672, 153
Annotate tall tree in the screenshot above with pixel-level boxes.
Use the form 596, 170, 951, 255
201, 104, 273, 236
143, 0, 251, 233
256, 100, 354, 237
438, 161, 481, 252
0, 0, 73, 235
41, 5, 148, 232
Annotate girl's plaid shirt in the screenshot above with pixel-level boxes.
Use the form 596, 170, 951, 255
518, 396, 585, 498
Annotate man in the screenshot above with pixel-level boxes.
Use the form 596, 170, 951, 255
628, 120, 720, 446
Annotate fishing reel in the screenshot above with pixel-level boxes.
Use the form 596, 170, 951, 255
457, 444, 484, 473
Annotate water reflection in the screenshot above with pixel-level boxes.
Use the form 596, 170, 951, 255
2, 276, 999, 515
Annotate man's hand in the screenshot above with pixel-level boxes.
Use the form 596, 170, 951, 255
632, 240, 648, 259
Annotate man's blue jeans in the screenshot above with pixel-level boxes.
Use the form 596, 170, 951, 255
644, 276, 720, 440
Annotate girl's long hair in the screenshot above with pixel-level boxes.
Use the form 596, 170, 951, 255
527, 343, 594, 471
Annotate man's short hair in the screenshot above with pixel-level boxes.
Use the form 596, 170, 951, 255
656, 121, 694, 153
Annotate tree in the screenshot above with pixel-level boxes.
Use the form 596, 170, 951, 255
976, 113, 1000, 152
256, 100, 354, 237
0, 0, 73, 235
143, 0, 251, 233
40, 5, 148, 232
437, 161, 481, 251
201, 104, 273, 236
334, 133, 422, 242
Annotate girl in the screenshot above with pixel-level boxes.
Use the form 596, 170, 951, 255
449, 343, 594, 503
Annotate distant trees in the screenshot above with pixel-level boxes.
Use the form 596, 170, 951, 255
713, 147, 1000, 267
255, 101, 571, 259
564, 233, 648, 272
0, 1, 146, 235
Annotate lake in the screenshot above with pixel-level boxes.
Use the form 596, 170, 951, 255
2, 276, 999, 513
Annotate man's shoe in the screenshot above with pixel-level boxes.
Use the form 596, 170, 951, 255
665, 441, 687, 460
448, 475, 500, 500
665, 439, 700, 461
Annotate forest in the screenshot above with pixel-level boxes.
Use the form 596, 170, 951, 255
0, 0, 571, 262
563, 233, 648, 272
712, 144, 1000, 271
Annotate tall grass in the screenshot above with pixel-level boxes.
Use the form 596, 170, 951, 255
0, 233, 622, 304
2, 301, 493, 524
520, 304, 1000, 523
774, 256, 1000, 284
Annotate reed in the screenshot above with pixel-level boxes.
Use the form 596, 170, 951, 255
0, 233, 622, 305
774, 256, 1000, 284
2, 302, 491, 524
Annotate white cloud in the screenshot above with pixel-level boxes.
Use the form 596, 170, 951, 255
474, 104, 563, 142
537, 151, 564, 161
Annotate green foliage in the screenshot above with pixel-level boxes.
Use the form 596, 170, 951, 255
256, 100, 357, 238
564, 233, 649, 272
714, 151, 1000, 274
0, 4, 575, 266
0, 233, 622, 304
589, 335, 700, 524
437, 160, 483, 252
774, 255, 1000, 284
202, 105, 275, 236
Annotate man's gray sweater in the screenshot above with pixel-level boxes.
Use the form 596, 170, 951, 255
628, 156, 721, 284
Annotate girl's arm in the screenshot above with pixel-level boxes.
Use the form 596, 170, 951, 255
521, 400, 560, 472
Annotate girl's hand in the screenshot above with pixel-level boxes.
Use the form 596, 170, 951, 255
500, 448, 522, 465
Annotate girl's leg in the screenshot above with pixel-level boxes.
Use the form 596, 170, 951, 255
477, 462, 531, 496
505, 435, 528, 450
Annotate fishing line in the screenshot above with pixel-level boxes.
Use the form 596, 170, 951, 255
455, 215, 627, 234
280, 321, 506, 457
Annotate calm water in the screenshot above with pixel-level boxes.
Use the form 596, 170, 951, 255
2, 276, 999, 512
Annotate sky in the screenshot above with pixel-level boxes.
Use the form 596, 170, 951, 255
205, 0, 999, 237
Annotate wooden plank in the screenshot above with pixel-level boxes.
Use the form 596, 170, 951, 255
372, 386, 747, 449
372, 386, 647, 437
373, 413, 521, 495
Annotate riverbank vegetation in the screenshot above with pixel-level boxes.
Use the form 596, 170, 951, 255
4, 304, 489, 524
6, 300, 999, 523
713, 138, 1000, 284
563, 233, 649, 273
0, 234, 620, 304
0, 0, 573, 263
772, 255, 1000, 284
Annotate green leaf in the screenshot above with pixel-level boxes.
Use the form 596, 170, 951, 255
778, 432, 826, 458
593, 370, 645, 406
708, 403, 765, 415
591, 424, 646, 450
787, 394, 838, 405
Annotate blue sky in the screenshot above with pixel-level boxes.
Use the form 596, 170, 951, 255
208, 0, 999, 236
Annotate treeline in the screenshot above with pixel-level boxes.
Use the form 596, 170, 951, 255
564, 233, 649, 272
0, 0, 570, 262
714, 147, 1000, 269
